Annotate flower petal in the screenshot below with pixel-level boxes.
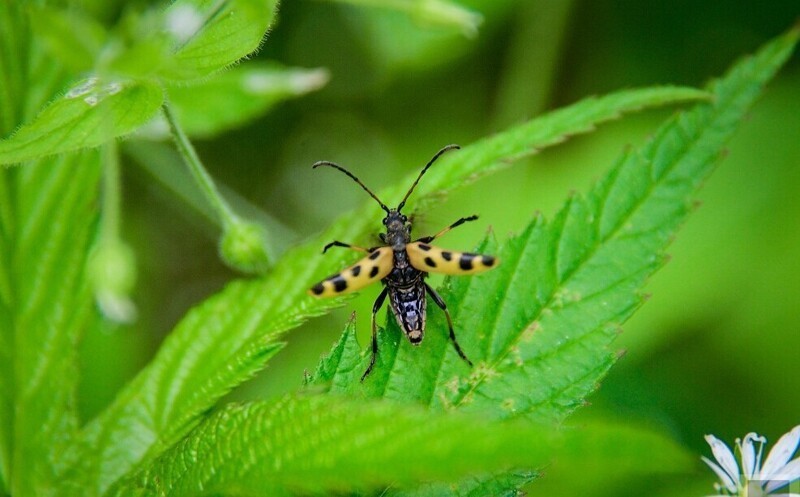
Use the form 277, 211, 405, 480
703, 455, 738, 493
705, 434, 741, 488
739, 433, 762, 479
761, 426, 800, 481
764, 457, 800, 493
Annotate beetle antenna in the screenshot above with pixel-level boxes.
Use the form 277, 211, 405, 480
397, 144, 460, 212
313, 161, 390, 214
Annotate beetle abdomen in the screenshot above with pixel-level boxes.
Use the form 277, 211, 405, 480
389, 284, 427, 344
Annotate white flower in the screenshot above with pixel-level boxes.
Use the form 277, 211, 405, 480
702, 425, 800, 496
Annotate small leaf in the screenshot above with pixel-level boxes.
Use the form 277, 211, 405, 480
306, 315, 364, 390
332, 0, 485, 75
0, 77, 163, 165
324, 0, 483, 38
159, 0, 279, 81
408, 0, 484, 38
142, 63, 329, 138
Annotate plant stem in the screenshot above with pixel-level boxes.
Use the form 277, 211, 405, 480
163, 102, 238, 228
490, 0, 575, 130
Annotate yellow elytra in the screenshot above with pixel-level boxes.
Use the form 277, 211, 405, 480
309, 247, 393, 297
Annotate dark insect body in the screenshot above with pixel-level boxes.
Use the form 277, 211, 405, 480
308, 145, 498, 380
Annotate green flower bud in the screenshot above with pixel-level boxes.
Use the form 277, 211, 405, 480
219, 220, 271, 275
88, 240, 137, 323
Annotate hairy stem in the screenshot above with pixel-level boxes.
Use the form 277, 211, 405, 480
163, 102, 238, 228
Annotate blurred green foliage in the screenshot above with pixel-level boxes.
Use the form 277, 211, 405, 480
1, 0, 797, 495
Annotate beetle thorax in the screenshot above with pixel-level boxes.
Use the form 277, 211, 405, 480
383, 210, 410, 251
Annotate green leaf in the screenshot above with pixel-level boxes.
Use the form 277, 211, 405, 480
9, 150, 102, 496
0, 77, 163, 165
385, 470, 536, 497
305, 316, 363, 391
309, 28, 799, 427
386, 422, 694, 497
556, 421, 695, 474
525, 421, 698, 495
66, 84, 703, 494
0, 173, 11, 493
0, 8, 21, 489
158, 0, 279, 81
145, 63, 329, 138
109, 395, 543, 496
110, 396, 693, 496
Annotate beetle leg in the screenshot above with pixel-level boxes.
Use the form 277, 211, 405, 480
322, 240, 371, 254
416, 215, 479, 243
424, 282, 473, 367
362, 286, 389, 381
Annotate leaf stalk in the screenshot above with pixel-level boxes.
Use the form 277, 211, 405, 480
163, 102, 239, 229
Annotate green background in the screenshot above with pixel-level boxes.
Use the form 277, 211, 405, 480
80, 1, 799, 494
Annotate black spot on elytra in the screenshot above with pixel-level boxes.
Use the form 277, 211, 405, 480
459, 254, 475, 271
329, 276, 347, 292
481, 255, 496, 267
369, 266, 380, 278
418, 243, 431, 251
424, 256, 437, 268
311, 283, 325, 295
369, 251, 381, 260
351, 265, 361, 276
441, 251, 452, 261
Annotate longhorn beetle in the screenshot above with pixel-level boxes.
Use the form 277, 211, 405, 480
307, 145, 499, 380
